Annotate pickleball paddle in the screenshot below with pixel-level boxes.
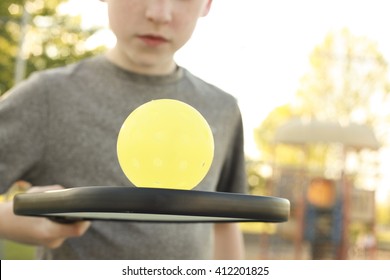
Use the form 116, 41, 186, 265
14, 99, 290, 223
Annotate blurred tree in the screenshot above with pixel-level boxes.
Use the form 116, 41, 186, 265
294, 28, 390, 143
377, 203, 390, 225
254, 104, 292, 158
254, 104, 297, 164
0, 0, 106, 96
254, 104, 330, 168
254, 28, 390, 164
245, 159, 269, 195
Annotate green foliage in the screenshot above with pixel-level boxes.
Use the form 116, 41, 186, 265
377, 203, 390, 225
245, 160, 269, 195
254, 29, 390, 165
0, 0, 106, 96
253, 104, 297, 163
295, 28, 390, 128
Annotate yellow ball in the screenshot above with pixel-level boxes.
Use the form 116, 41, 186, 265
117, 99, 214, 190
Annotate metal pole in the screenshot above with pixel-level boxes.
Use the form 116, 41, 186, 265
14, 6, 30, 85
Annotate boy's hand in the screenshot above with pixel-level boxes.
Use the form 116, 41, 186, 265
0, 185, 91, 249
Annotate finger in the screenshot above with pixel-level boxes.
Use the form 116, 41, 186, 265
42, 221, 91, 249
49, 220, 92, 239
45, 237, 67, 249
72, 221, 92, 236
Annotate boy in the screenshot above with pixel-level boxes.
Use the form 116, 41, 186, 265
0, 0, 247, 259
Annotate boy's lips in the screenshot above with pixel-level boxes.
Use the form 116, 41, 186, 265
137, 34, 169, 47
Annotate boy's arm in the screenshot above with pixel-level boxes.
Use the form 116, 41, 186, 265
213, 223, 245, 259
0, 186, 91, 249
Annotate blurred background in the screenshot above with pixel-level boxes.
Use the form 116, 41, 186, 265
1, 0, 390, 259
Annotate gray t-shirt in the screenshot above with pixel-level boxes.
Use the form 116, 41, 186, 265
0, 55, 247, 259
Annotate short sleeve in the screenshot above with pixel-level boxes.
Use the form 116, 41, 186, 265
0, 73, 48, 193
216, 110, 247, 194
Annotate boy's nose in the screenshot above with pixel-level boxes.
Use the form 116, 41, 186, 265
145, 0, 173, 24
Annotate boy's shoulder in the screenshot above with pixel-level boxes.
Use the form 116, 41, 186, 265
32, 55, 103, 81
181, 68, 239, 107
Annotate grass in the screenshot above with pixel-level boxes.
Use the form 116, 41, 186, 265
0, 194, 36, 259
1, 239, 36, 260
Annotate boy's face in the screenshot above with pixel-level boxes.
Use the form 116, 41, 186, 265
105, 0, 212, 75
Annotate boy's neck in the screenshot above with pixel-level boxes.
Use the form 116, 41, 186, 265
105, 48, 177, 76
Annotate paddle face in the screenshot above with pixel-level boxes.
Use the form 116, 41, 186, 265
117, 99, 214, 190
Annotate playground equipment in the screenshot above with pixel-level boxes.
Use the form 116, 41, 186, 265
271, 118, 380, 259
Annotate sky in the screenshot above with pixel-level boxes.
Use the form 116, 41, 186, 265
60, 0, 390, 200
